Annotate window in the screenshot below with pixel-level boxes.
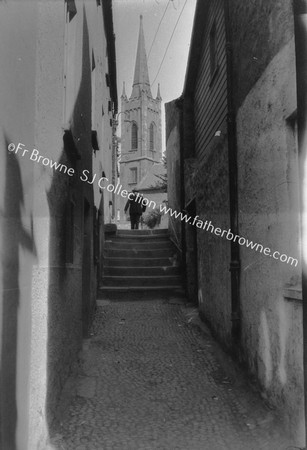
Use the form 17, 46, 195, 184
91, 130, 99, 151
91, 50, 96, 71
210, 21, 218, 79
63, 129, 81, 160
129, 167, 138, 184
131, 122, 138, 150
149, 122, 155, 151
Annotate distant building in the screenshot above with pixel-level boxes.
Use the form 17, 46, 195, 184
0, 1, 117, 449
119, 15, 162, 223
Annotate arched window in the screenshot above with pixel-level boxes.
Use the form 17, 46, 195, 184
131, 122, 138, 150
149, 122, 155, 151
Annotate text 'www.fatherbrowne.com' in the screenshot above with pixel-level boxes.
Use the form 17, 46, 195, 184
159, 204, 299, 267
7, 141, 299, 267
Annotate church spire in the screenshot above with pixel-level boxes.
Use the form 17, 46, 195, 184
131, 15, 152, 98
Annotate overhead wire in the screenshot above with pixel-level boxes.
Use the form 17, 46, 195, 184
151, 0, 188, 88
148, 0, 171, 60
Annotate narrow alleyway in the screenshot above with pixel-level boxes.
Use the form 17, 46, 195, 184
49, 293, 294, 450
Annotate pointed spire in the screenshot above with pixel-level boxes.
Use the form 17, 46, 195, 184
131, 15, 152, 98
121, 81, 127, 99
156, 83, 162, 100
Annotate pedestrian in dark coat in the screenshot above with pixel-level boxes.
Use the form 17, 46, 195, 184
124, 189, 146, 229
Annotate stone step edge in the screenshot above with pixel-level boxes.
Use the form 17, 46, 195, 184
104, 255, 177, 259
110, 234, 170, 241
104, 265, 179, 269
98, 286, 184, 292
103, 259, 179, 266
114, 236, 169, 240
117, 229, 168, 233
114, 236, 169, 239
104, 251, 174, 254
103, 275, 181, 280
103, 256, 176, 260
109, 239, 171, 243
104, 244, 173, 248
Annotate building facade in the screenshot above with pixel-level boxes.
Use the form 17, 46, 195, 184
0, 1, 117, 449
119, 15, 162, 221
166, 0, 303, 444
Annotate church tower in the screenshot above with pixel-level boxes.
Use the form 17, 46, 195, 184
119, 15, 162, 218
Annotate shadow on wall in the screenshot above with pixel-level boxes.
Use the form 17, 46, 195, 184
45, 7, 94, 433
0, 136, 36, 450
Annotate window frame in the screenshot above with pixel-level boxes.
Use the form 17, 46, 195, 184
129, 167, 138, 184
131, 122, 138, 151
149, 122, 155, 152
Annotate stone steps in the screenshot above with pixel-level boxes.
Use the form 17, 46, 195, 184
100, 228, 183, 293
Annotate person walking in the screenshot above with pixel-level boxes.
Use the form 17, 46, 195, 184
124, 189, 146, 229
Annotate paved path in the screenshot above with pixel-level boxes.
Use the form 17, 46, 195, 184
50, 293, 293, 450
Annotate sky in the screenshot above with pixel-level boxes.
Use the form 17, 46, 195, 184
112, 0, 197, 150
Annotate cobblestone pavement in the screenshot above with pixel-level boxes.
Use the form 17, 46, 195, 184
50, 293, 294, 450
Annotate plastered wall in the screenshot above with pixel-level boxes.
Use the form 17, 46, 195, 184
236, 38, 303, 444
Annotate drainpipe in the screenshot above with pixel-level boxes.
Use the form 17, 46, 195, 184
111, 115, 116, 221
293, 0, 307, 445
224, 0, 241, 345
177, 96, 187, 286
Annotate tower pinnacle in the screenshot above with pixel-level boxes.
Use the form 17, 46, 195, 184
121, 81, 127, 99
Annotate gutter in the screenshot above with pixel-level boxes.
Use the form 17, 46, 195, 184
224, 0, 241, 345
293, 0, 307, 445
102, 0, 118, 220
